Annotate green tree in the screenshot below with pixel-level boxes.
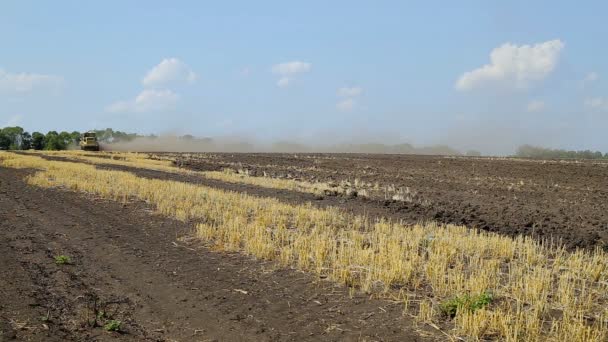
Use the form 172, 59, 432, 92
1, 126, 25, 149
58, 131, 73, 147
20, 132, 32, 150
31, 132, 46, 150
44, 131, 67, 150
0, 130, 10, 150
70, 131, 81, 145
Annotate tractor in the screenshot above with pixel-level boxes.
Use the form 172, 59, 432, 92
79, 131, 100, 151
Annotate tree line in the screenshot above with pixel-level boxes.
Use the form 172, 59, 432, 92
0, 127, 80, 150
0, 127, 140, 151
515, 144, 608, 160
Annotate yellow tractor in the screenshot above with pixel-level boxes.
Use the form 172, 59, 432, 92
79, 131, 100, 151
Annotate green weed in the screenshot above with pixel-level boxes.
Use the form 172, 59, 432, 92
440, 292, 493, 318
54, 255, 71, 265
103, 320, 121, 332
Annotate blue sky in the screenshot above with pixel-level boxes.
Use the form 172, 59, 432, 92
1, 1, 607, 153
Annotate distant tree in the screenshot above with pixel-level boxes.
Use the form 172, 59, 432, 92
466, 150, 482, 157
516, 144, 608, 160
93, 128, 139, 143
44, 131, 67, 150
21, 132, 32, 150
59, 131, 73, 147
93, 128, 111, 142
1, 126, 25, 149
0, 130, 10, 150
70, 131, 81, 145
31, 132, 46, 150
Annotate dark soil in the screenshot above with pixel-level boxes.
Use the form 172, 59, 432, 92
169, 153, 608, 251
0, 167, 435, 341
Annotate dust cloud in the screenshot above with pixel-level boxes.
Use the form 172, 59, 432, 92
104, 135, 463, 155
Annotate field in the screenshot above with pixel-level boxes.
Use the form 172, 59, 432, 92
170, 153, 608, 250
1, 151, 607, 341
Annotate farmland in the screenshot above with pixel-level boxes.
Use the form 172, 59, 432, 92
1, 151, 607, 341
169, 152, 608, 250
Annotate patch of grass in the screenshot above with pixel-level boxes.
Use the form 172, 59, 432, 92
440, 292, 493, 318
103, 320, 121, 332
54, 255, 71, 265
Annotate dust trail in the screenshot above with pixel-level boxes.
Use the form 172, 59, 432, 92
105, 135, 462, 155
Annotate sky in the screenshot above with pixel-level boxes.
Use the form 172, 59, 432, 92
1, 1, 608, 154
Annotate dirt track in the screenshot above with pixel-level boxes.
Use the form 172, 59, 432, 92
0, 167, 433, 341
171, 153, 608, 250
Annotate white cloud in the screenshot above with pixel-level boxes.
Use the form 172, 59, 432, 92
277, 77, 290, 88
584, 97, 608, 110
337, 86, 363, 97
142, 58, 197, 87
0, 69, 63, 93
272, 61, 311, 75
526, 100, 545, 112
456, 39, 564, 91
107, 58, 194, 113
272, 61, 311, 88
336, 98, 356, 111
106, 89, 179, 113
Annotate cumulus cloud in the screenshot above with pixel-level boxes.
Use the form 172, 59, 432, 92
272, 61, 311, 87
272, 61, 311, 75
455, 39, 564, 91
526, 100, 545, 112
336, 98, 356, 112
142, 58, 197, 87
337, 86, 363, 97
107, 58, 197, 113
0, 69, 63, 93
106, 89, 179, 113
584, 97, 608, 110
